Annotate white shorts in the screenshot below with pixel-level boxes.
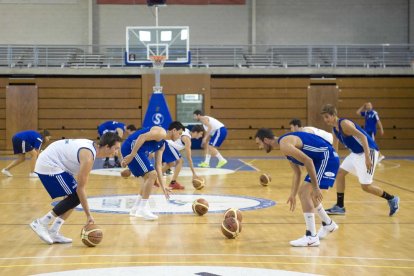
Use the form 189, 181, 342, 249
340, 150, 379, 184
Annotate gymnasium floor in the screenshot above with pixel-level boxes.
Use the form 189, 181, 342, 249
0, 150, 412, 276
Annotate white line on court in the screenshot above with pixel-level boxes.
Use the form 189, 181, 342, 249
235, 159, 259, 171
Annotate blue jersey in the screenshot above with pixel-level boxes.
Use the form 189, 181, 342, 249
14, 130, 43, 150
333, 118, 379, 153
125, 127, 164, 155
360, 110, 380, 135
278, 132, 336, 166
98, 121, 125, 136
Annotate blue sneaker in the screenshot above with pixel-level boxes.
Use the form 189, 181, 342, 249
388, 196, 400, 216
325, 204, 346, 215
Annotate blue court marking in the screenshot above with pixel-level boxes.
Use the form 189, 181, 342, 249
51, 193, 276, 215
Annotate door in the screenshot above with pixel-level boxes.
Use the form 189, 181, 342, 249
307, 84, 339, 131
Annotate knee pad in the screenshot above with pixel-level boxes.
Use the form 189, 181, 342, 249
52, 193, 80, 216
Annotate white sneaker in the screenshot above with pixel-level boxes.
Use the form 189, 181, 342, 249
29, 219, 53, 244
290, 235, 320, 247
378, 155, 385, 163
29, 172, 38, 178
317, 220, 339, 240
49, 231, 72, 244
136, 209, 158, 220
1, 169, 12, 177
129, 207, 137, 217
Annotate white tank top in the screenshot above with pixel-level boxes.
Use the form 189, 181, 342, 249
167, 128, 191, 151
35, 139, 96, 175
303, 126, 334, 145
203, 116, 224, 135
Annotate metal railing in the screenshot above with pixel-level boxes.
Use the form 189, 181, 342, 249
0, 44, 413, 69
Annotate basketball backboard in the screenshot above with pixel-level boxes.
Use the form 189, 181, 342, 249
125, 26, 190, 66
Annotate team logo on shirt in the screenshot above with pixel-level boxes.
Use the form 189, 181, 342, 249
152, 113, 164, 125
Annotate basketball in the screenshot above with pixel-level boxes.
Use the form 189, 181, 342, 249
221, 217, 242, 239
259, 173, 272, 186
192, 198, 209, 216
192, 178, 205, 190
121, 169, 131, 178
224, 208, 242, 222
80, 224, 103, 247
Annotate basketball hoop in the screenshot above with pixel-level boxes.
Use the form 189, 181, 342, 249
150, 55, 166, 69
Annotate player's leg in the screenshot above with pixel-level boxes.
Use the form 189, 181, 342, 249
290, 183, 320, 247
209, 127, 228, 168
170, 158, 184, 189
162, 143, 184, 189
28, 149, 39, 177
2, 137, 27, 176
198, 136, 211, 167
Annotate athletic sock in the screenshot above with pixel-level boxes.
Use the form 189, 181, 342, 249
315, 203, 331, 224
337, 193, 345, 208
303, 213, 316, 236
49, 217, 65, 234
381, 191, 394, 201
39, 211, 55, 225
204, 154, 211, 164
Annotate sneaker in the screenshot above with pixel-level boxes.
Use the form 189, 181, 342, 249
198, 162, 210, 168
49, 231, 72, 244
129, 207, 137, 216
103, 161, 114, 169
169, 181, 185, 190
29, 219, 53, 245
317, 220, 339, 240
29, 172, 38, 178
388, 196, 400, 216
1, 169, 12, 177
136, 209, 158, 220
114, 161, 122, 168
378, 155, 385, 163
216, 159, 228, 168
325, 204, 346, 215
290, 234, 320, 247
165, 169, 173, 175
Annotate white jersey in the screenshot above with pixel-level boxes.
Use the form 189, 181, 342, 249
167, 128, 191, 151
35, 139, 96, 175
303, 126, 334, 145
203, 116, 225, 136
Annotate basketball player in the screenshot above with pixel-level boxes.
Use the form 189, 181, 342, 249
193, 110, 228, 168
321, 104, 399, 216
97, 120, 126, 168
123, 121, 185, 220
2, 129, 51, 178
29, 132, 122, 244
356, 102, 385, 162
162, 125, 205, 190
255, 128, 339, 247
289, 118, 333, 145
125, 124, 137, 135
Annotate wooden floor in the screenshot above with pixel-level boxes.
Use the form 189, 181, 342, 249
0, 150, 413, 276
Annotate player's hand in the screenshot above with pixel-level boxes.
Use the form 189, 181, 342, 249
380, 130, 384, 136
286, 195, 296, 212
365, 157, 373, 172
312, 187, 323, 203
162, 186, 172, 201
121, 154, 134, 167
86, 215, 95, 225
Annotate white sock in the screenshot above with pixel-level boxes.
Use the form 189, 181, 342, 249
39, 211, 55, 225
204, 155, 211, 164
138, 199, 148, 209
216, 152, 225, 162
315, 203, 332, 224
49, 217, 65, 234
304, 213, 316, 236
134, 195, 142, 207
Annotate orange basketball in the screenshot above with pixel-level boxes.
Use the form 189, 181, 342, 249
260, 173, 272, 186
221, 217, 242, 239
192, 178, 205, 190
121, 169, 131, 178
224, 208, 242, 222
192, 198, 209, 216
81, 224, 103, 247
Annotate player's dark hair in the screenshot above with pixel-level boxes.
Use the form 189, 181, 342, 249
289, 118, 302, 127
191, 124, 204, 133
193, 110, 203, 116
126, 124, 137, 131
99, 132, 122, 147
168, 121, 185, 131
321, 104, 337, 116
255, 128, 275, 141
40, 129, 51, 138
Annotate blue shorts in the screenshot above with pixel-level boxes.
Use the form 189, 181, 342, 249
162, 142, 181, 163
12, 136, 34, 154
121, 140, 154, 177
209, 127, 227, 147
366, 131, 376, 140
304, 153, 340, 189
37, 172, 78, 199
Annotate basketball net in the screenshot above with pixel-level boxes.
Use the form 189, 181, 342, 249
150, 55, 166, 70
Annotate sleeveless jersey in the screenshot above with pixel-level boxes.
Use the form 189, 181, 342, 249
167, 128, 191, 151
303, 126, 333, 145
277, 132, 336, 166
98, 121, 125, 136
125, 127, 164, 154
35, 139, 96, 175
14, 130, 43, 150
203, 116, 225, 135
360, 110, 379, 134
333, 118, 379, 153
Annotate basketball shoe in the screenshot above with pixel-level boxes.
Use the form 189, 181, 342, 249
136, 209, 158, 220
216, 159, 228, 168
49, 231, 72, 243
1, 169, 12, 177
388, 196, 400, 216
198, 162, 210, 168
29, 172, 38, 178
317, 220, 339, 239
325, 204, 346, 215
169, 180, 185, 190
290, 231, 320, 247
30, 219, 53, 244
